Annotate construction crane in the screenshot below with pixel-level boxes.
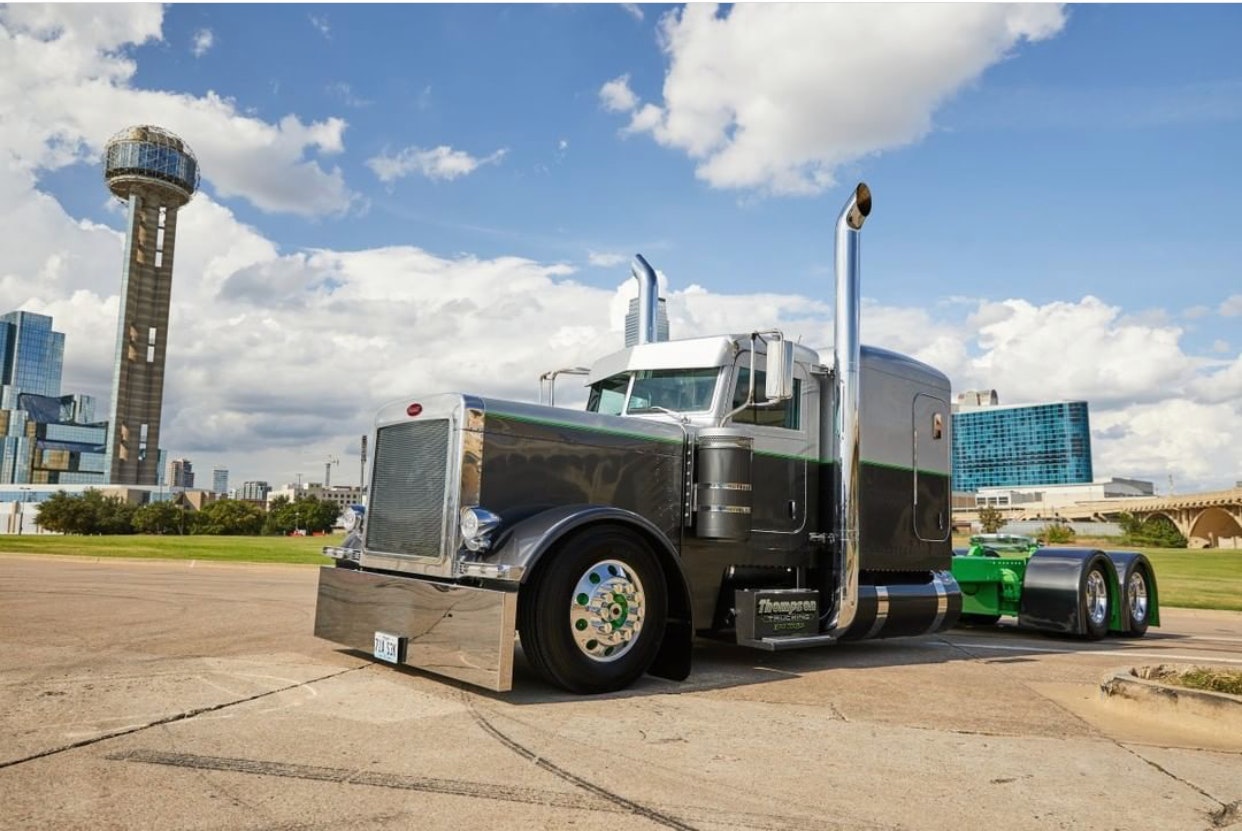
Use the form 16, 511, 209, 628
325, 456, 339, 488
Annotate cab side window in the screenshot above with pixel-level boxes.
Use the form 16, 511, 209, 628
732, 367, 801, 429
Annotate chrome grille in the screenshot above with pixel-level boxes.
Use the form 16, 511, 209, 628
366, 419, 452, 558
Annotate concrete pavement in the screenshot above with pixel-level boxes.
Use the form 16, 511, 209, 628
1, 555, 1239, 830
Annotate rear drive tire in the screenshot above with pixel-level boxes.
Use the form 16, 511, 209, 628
518, 525, 667, 694
1124, 566, 1151, 637
1078, 561, 1111, 640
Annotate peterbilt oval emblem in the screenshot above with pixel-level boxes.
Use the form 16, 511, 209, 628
407, 403, 423, 417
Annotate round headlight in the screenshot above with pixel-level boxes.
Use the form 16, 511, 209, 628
460, 507, 480, 539
460, 506, 501, 552
341, 506, 364, 532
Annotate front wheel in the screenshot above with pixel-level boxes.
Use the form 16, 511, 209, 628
1078, 561, 1111, 640
518, 525, 667, 694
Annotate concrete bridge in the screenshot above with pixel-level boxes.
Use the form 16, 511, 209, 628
1058, 486, 1242, 548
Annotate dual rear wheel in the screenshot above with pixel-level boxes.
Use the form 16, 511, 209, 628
1079, 559, 1152, 639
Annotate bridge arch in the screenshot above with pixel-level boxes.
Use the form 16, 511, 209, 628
1144, 510, 1185, 535
1188, 507, 1242, 549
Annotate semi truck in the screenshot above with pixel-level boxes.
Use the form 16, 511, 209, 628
314, 183, 1159, 694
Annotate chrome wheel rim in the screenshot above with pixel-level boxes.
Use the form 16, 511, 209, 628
1085, 569, 1109, 627
1127, 571, 1149, 624
569, 559, 646, 663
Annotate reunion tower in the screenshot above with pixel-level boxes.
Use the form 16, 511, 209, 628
102, 126, 199, 485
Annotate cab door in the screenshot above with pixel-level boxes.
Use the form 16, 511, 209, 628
730, 354, 809, 539
912, 393, 950, 542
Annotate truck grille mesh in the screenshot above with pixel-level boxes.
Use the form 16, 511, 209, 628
366, 420, 452, 558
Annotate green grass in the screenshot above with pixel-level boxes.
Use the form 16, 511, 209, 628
1136, 547, 1242, 612
1150, 666, 1242, 696
0, 533, 339, 565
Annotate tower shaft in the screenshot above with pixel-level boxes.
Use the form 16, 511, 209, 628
105, 189, 181, 485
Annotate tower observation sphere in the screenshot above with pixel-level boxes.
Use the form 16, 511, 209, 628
103, 125, 199, 205
101, 125, 199, 486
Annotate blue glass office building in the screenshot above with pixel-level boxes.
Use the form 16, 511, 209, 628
0, 311, 64, 408
1, 311, 110, 486
952, 401, 1093, 492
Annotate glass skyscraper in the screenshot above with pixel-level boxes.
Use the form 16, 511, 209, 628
0, 311, 64, 408
1, 311, 108, 486
952, 400, 1093, 492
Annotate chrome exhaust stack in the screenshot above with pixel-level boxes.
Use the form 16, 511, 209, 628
825, 183, 871, 636
631, 254, 659, 345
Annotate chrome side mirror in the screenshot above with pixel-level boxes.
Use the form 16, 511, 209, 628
765, 335, 795, 402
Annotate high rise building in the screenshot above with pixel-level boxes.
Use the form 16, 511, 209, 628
952, 394, 1093, 492
235, 480, 271, 502
0, 311, 64, 408
212, 467, 228, 495
102, 125, 199, 485
167, 458, 195, 489
0, 312, 108, 485
624, 297, 669, 347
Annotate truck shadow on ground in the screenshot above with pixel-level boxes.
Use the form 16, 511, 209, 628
404, 622, 1177, 705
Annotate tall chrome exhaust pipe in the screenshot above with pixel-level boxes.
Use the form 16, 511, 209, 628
826, 183, 871, 636
631, 254, 659, 345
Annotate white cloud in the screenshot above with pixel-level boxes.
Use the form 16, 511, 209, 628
604, 3, 1066, 194
191, 28, 213, 58
366, 145, 508, 183
600, 75, 640, 113
961, 296, 1199, 407
621, 4, 644, 23
1091, 401, 1239, 490
1221, 294, 1242, 316
309, 14, 330, 38
0, 5, 355, 217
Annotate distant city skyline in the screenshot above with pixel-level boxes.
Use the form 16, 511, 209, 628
1, 5, 1237, 491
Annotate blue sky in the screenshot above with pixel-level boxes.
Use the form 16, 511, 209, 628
2, 4, 1239, 491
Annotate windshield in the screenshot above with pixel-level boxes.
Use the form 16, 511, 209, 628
587, 368, 721, 415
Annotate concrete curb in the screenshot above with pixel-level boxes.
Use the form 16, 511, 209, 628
1100, 664, 1242, 734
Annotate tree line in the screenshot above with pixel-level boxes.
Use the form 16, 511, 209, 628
32, 490, 344, 536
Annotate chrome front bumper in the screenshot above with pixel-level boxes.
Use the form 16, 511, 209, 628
314, 566, 518, 692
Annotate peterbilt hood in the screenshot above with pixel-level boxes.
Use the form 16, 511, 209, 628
364, 392, 685, 580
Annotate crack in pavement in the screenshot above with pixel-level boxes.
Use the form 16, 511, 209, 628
0, 665, 365, 771
461, 694, 877, 831
463, 693, 701, 831
1119, 745, 1240, 830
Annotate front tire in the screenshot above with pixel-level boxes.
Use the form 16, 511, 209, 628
518, 525, 667, 694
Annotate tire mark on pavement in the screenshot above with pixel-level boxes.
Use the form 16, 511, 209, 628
108, 748, 861, 831
0, 666, 364, 771
108, 749, 616, 812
